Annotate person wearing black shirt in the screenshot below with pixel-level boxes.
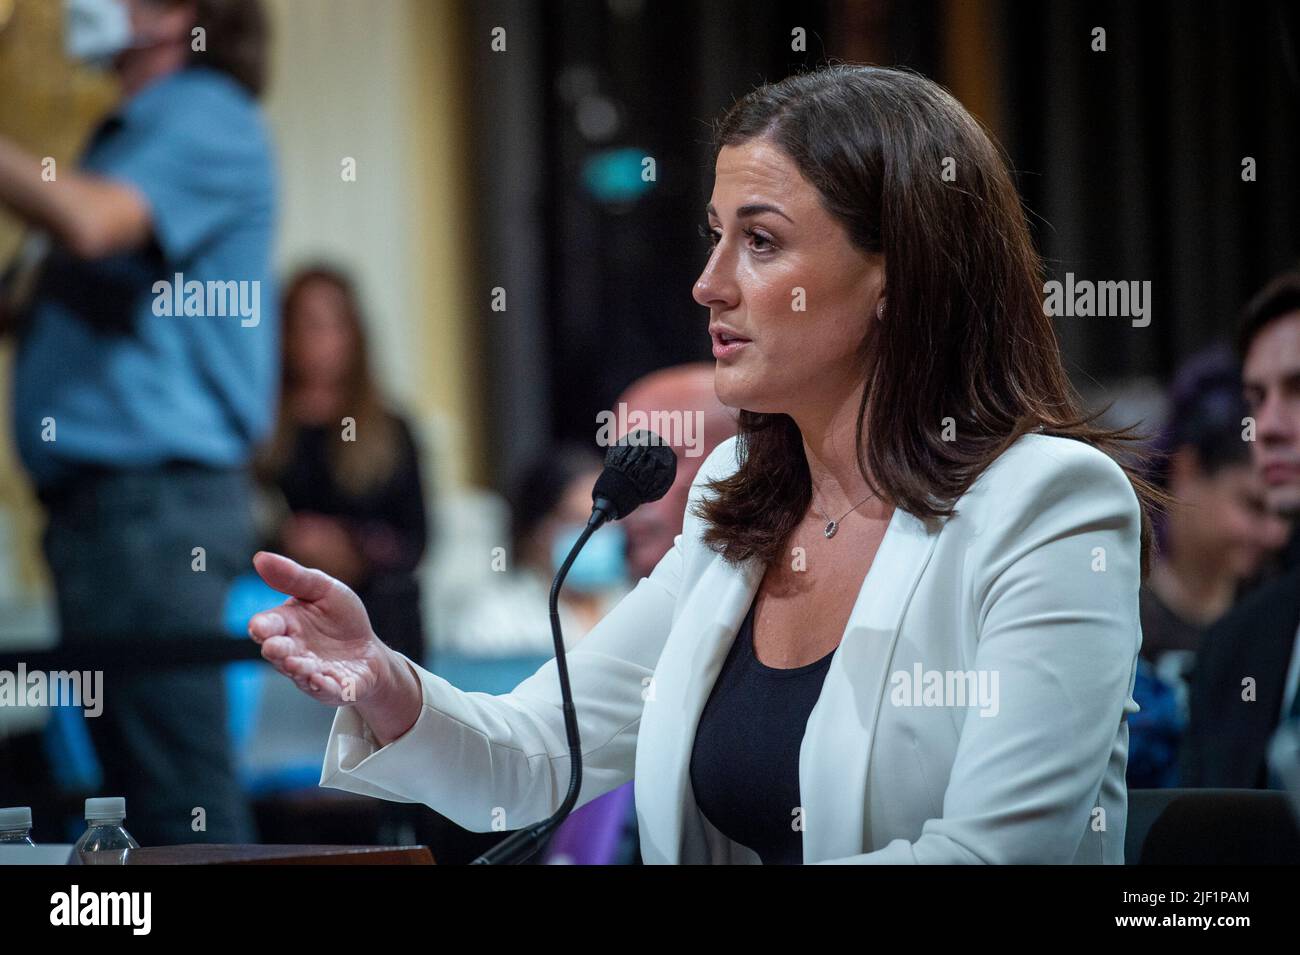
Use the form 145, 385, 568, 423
256, 265, 429, 664
1183, 272, 1300, 788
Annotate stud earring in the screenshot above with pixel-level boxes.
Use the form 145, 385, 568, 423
876, 299, 886, 320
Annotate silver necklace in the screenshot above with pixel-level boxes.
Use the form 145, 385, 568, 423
812, 490, 877, 539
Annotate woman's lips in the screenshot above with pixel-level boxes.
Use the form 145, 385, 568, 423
710, 331, 751, 360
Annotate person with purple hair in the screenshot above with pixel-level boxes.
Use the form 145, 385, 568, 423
1128, 345, 1290, 787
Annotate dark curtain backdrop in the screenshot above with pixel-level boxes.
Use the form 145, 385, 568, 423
1004, 0, 1300, 387
469, 0, 1300, 489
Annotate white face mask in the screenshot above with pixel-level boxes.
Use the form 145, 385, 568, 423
64, 0, 133, 68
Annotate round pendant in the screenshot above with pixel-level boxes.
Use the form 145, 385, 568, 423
824, 520, 838, 538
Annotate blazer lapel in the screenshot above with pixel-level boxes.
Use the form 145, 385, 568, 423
634, 549, 764, 863
635, 505, 942, 864
799, 506, 942, 862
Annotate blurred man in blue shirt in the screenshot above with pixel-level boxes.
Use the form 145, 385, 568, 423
0, 0, 276, 845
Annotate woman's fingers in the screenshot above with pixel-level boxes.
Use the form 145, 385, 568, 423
313, 672, 344, 697
276, 654, 319, 686
269, 653, 330, 699
252, 551, 334, 603
281, 654, 318, 679
257, 627, 356, 697
258, 634, 298, 663
248, 552, 370, 705
247, 610, 287, 644
303, 671, 345, 703
288, 669, 344, 704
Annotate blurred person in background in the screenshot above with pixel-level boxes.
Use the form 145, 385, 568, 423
615, 363, 738, 581
1127, 346, 1290, 788
256, 265, 429, 665
0, 0, 274, 843
1184, 271, 1300, 788
443, 444, 628, 657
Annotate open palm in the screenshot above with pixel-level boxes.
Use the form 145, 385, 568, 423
247, 551, 388, 706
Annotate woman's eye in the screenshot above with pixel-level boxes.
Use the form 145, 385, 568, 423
696, 223, 774, 254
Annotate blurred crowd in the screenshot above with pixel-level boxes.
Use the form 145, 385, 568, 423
1129, 275, 1300, 793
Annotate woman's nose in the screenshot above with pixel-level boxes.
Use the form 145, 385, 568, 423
691, 272, 712, 308
693, 254, 736, 310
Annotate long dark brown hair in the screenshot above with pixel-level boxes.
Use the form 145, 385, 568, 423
258, 265, 401, 496
693, 65, 1167, 577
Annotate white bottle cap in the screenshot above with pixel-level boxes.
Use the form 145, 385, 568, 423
85, 796, 126, 822
0, 806, 32, 830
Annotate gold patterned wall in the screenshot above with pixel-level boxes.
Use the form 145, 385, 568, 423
0, 0, 115, 598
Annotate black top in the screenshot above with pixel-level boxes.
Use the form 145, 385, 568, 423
1138, 585, 1204, 664
689, 596, 836, 864
268, 416, 429, 661
1183, 564, 1300, 789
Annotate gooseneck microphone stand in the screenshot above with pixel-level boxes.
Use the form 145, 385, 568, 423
471, 430, 676, 864
470, 507, 609, 865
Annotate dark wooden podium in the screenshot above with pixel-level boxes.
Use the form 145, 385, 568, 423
119, 844, 434, 865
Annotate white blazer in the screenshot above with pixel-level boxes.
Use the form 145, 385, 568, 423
319, 431, 1142, 864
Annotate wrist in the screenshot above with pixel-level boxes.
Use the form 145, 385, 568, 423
370, 642, 405, 698
358, 645, 422, 746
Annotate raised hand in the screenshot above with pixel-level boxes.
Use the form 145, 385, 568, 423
247, 551, 390, 707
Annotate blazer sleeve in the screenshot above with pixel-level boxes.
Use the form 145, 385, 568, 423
314, 435, 741, 832
817, 441, 1143, 864
317, 538, 681, 830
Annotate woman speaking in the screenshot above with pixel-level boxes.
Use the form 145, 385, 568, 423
248, 65, 1160, 864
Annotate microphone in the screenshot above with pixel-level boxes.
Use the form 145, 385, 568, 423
472, 430, 677, 864
590, 432, 678, 523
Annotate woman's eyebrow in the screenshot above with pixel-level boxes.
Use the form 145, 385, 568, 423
705, 202, 794, 224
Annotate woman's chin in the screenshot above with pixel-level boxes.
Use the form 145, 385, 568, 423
713, 377, 749, 411
715, 387, 779, 416
715, 367, 787, 414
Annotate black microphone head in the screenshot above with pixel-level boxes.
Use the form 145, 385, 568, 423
591, 430, 678, 521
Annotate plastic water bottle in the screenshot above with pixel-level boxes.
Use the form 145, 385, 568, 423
74, 797, 139, 864
0, 807, 36, 845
